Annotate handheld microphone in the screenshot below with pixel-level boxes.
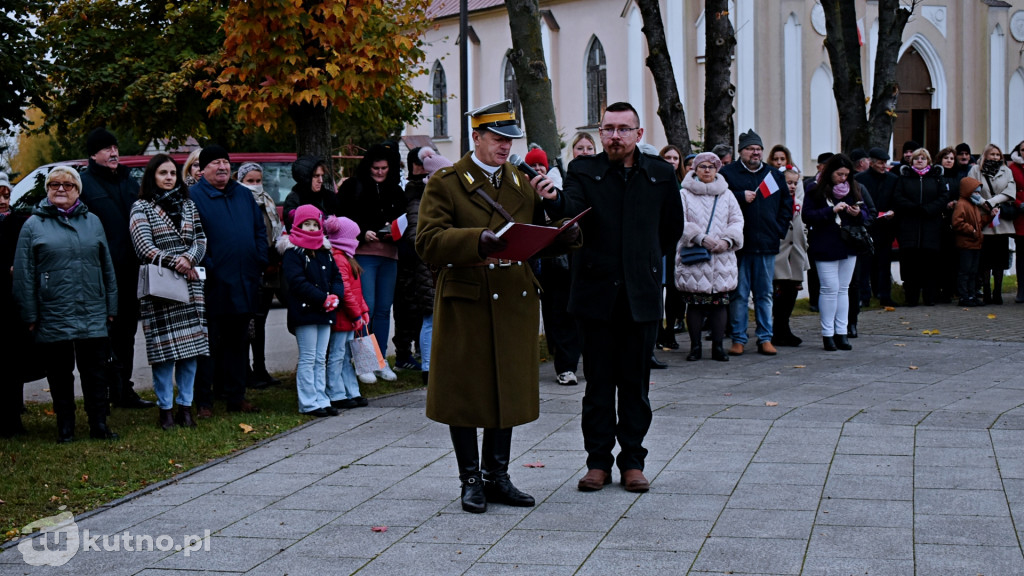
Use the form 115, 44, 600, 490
509, 154, 561, 196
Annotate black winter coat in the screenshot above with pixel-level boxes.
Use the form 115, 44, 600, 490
279, 236, 344, 334
855, 168, 899, 238
548, 150, 685, 323
79, 160, 140, 269
282, 156, 341, 230
892, 165, 953, 251
719, 161, 793, 255
397, 178, 435, 315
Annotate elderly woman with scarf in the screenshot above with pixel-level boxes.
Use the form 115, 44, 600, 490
237, 162, 285, 388
967, 144, 1016, 304
129, 154, 208, 429
338, 143, 407, 381
892, 148, 952, 307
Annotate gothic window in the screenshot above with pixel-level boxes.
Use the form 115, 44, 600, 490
503, 56, 522, 126
432, 61, 448, 138
586, 37, 607, 126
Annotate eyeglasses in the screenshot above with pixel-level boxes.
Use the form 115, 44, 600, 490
599, 126, 639, 137
47, 182, 78, 191
695, 164, 716, 171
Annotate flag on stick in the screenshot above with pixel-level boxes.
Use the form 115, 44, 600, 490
758, 174, 780, 199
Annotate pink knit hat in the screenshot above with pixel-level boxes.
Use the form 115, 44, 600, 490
692, 151, 722, 171
419, 147, 453, 179
289, 205, 324, 250
324, 216, 360, 256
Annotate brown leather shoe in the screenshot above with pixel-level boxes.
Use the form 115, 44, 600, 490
728, 342, 744, 356
620, 469, 650, 492
757, 341, 778, 356
577, 469, 612, 492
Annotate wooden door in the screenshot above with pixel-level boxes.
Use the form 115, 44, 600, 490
894, 48, 941, 157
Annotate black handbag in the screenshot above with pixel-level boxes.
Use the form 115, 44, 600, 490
840, 222, 874, 255
680, 195, 719, 265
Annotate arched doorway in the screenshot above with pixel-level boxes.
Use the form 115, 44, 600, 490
893, 48, 940, 156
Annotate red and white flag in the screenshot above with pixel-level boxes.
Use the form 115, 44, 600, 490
390, 214, 409, 240
758, 174, 779, 199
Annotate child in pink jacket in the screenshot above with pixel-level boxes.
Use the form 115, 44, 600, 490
325, 216, 372, 408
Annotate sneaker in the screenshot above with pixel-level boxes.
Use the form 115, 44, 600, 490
395, 357, 423, 371
357, 372, 377, 385
556, 371, 578, 386
374, 366, 398, 382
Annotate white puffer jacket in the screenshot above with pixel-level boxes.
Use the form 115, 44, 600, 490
675, 172, 745, 295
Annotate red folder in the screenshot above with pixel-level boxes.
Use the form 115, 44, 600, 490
490, 208, 591, 261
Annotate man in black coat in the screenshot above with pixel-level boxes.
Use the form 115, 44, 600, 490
78, 128, 155, 409
539, 102, 684, 493
855, 147, 899, 306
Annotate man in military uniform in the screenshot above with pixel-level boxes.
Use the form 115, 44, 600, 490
416, 100, 578, 513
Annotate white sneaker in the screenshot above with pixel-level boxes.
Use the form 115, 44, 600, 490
357, 372, 377, 385
556, 371, 578, 385
374, 366, 398, 382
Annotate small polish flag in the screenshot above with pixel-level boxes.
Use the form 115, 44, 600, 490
390, 214, 409, 240
758, 174, 780, 199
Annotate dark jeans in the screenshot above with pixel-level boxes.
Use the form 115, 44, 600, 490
957, 248, 981, 301
869, 229, 894, 300
195, 314, 251, 409
578, 289, 656, 473
899, 247, 939, 305
538, 260, 580, 374
250, 286, 275, 370
108, 267, 140, 400
46, 337, 110, 422
808, 259, 820, 308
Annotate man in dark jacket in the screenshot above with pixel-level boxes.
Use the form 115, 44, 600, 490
855, 147, 899, 306
720, 129, 792, 356
542, 102, 684, 494
78, 128, 155, 409
190, 145, 268, 416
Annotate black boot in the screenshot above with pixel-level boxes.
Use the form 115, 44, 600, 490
56, 414, 75, 444
993, 275, 1004, 304
823, 336, 837, 351
89, 417, 119, 440
711, 342, 729, 362
650, 354, 668, 369
835, 335, 852, 350
482, 428, 534, 507
450, 426, 486, 513
686, 342, 702, 361
158, 409, 175, 430
421, 371, 429, 386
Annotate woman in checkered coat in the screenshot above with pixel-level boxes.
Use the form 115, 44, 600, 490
129, 154, 208, 430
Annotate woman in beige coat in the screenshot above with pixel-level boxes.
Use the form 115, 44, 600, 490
675, 152, 744, 361
967, 144, 1015, 303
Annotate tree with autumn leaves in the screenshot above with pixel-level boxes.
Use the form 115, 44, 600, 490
198, 0, 431, 164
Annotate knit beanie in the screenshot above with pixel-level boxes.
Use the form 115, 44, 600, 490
86, 128, 118, 156
692, 152, 722, 171
737, 129, 763, 151
524, 148, 549, 170
902, 140, 921, 154
289, 205, 325, 250
324, 216, 361, 257
419, 147, 453, 179
198, 145, 230, 169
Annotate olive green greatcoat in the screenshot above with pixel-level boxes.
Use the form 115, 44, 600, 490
416, 152, 558, 429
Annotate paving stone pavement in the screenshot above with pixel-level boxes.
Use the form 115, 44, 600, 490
6, 300, 1024, 575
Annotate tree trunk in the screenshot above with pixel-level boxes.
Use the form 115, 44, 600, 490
635, 0, 690, 154
703, 0, 735, 153
289, 102, 334, 174
821, 0, 869, 153
868, 0, 913, 150
505, 0, 561, 169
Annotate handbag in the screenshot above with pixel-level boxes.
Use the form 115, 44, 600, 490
137, 255, 190, 303
680, 195, 719, 265
839, 222, 874, 255
350, 327, 387, 375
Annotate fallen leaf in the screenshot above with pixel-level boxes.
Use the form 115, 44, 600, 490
239, 423, 254, 434
909, 366, 919, 370
522, 461, 545, 468
894, 343, 906, 347
371, 526, 388, 532
174, 463, 183, 468
0, 498, 5, 504
884, 306, 895, 311
168, 459, 174, 464
792, 365, 806, 369
44, 409, 55, 416
901, 321, 910, 325
775, 371, 781, 375
81, 475, 89, 482
765, 401, 779, 407
987, 314, 997, 319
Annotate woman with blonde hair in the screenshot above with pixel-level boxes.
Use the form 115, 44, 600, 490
967, 143, 1016, 303
183, 148, 203, 187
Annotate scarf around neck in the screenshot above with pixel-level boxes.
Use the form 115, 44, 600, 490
981, 159, 1003, 177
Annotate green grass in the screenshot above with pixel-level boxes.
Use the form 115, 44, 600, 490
0, 362, 424, 542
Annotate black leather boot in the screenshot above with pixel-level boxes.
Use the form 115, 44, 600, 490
89, 417, 119, 440
482, 428, 535, 507
835, 335, 852, 350
823, 336, 837, 351
421, 371, 429, 386
686, 342, 702, 361
158, 409, 175, 430
56, 414, 75, 444
711, 342, 729, 362
450, 426, 486, 513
